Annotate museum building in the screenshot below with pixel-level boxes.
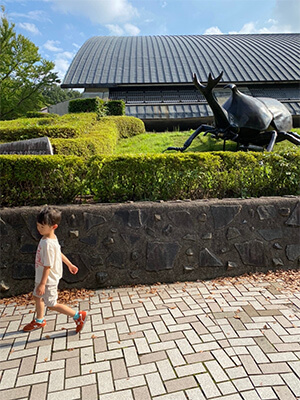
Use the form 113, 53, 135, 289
61, 34, 300, 130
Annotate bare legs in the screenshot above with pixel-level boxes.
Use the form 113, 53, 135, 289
33, 295, 76, 319
34, 295, 45, 320
48, 304, 76, 318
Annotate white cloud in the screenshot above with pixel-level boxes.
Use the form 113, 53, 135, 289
50, 0, 139, 24
106, 24, 124, 36
124, 23, 140, 36
17, 22, 40, 35
44, 40, 63, 52
204, 26, 223, 35
204, 0, 300, 36
52, 51, 76, 80
106, 23, 140, 36
10, 10, 52, 23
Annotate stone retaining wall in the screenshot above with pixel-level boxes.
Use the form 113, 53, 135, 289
1, 197, 299, 297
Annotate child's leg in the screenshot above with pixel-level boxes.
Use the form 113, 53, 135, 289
34, 295, 45, 320
46, 286, 87, 333
48, 303, 76, 317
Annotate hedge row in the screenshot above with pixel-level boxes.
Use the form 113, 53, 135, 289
0, 113, 95, 142
0, 155, 85, 206
68, 98, 125, 116
1, 151, 299, 206
0, 114, 145, 157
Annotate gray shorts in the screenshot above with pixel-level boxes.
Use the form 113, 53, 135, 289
33, 284, 58, 307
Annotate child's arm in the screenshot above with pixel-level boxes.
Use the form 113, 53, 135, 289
61, 253, 78, 274
36, 266, 51, 296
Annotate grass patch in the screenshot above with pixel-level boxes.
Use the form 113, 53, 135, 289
114, 128, 300, 154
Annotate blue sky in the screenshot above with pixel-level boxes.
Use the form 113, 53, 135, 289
2, 0, 300, 82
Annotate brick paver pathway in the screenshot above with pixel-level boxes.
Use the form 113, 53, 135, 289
1, 277, 300, 400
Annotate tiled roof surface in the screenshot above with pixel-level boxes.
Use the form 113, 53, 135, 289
62, 34, 300, 87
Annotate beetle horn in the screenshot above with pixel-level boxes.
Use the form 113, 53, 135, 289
193, 71, 223, 95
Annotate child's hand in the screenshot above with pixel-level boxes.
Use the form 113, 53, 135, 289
36, 283, 45, 296
69, 264, 78, 274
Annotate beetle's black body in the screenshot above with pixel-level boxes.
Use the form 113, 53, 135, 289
165, 72, 300, 152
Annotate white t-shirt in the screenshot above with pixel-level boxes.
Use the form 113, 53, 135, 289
35, 237, 62, 286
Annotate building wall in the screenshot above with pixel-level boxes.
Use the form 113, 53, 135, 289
1, 197, 299, 297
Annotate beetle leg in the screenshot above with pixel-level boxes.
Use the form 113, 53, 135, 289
164, 124, 215, 152
266, 131, 277, 152
279, 131, 300, 146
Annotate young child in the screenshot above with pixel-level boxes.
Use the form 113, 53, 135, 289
23, 206, 87, 333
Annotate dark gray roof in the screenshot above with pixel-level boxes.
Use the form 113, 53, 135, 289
62, 34, 300, 88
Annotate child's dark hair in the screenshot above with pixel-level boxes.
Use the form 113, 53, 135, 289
37, 206, 62, 226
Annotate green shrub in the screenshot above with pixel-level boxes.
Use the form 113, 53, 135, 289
69, 97, 106, 114
51, 118, 120, 157
86, 151, 300, 203
107, 116, 145, 138
51, 116, 143, 157
106, 100, 125, 116
0, 114, 144, 156
26, 111, 58, 118
1, 150, 299, 207
0, 155, 85, 206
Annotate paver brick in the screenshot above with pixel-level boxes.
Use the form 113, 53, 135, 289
196, 372, 221, 398
128, 362, 156, 377
164, 375, 197, 392
29, 382, 47, 400
16, 371, 49, 387
250, 374, 285, 387
48, 368, 64, 392
1, 276, 300, 400
132, 385, 151, 400
273, 385, 297, 400
0, 386, 30, 400
115, 375, 146, 391
48, 388, 81, 400
82, 384, 98, 400
145, 372, 166, 396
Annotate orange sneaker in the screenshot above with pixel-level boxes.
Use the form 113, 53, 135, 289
23, 319, 46, 332
74, 311, 87, 333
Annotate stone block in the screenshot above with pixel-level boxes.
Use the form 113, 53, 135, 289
286, 244, 300, 261
235, 240, 265, 266
62, 254, 90, 283
199, 248, 223, 267
146, 241, 180, 271
83, 212, 106, 231
211, 205, 241, 229
13, 263, 35, 280
258, 229, 283, 241
285, 202, 300, 226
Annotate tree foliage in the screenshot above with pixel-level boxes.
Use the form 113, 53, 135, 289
0, 7, 60, 120
42, 85, 82, 106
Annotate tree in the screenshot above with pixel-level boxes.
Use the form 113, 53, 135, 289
0, 7, 60, 120
42, 85, 82, 106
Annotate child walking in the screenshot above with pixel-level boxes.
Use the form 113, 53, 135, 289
23, 206, 87, 333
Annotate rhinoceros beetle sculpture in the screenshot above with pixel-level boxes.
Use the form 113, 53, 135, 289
165, 72, 300, 152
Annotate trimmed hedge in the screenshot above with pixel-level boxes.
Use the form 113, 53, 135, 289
0, 155, 85, 206
68, 97, 106, 113
0, 113, 145, 156
1, 151, 299, 207
107, 116, 145, 138
51, 118, 120, 157
26, 111, 58, 119
106, 100, 125, 116
69, 98, 125, 117
0, 114, 92, 142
